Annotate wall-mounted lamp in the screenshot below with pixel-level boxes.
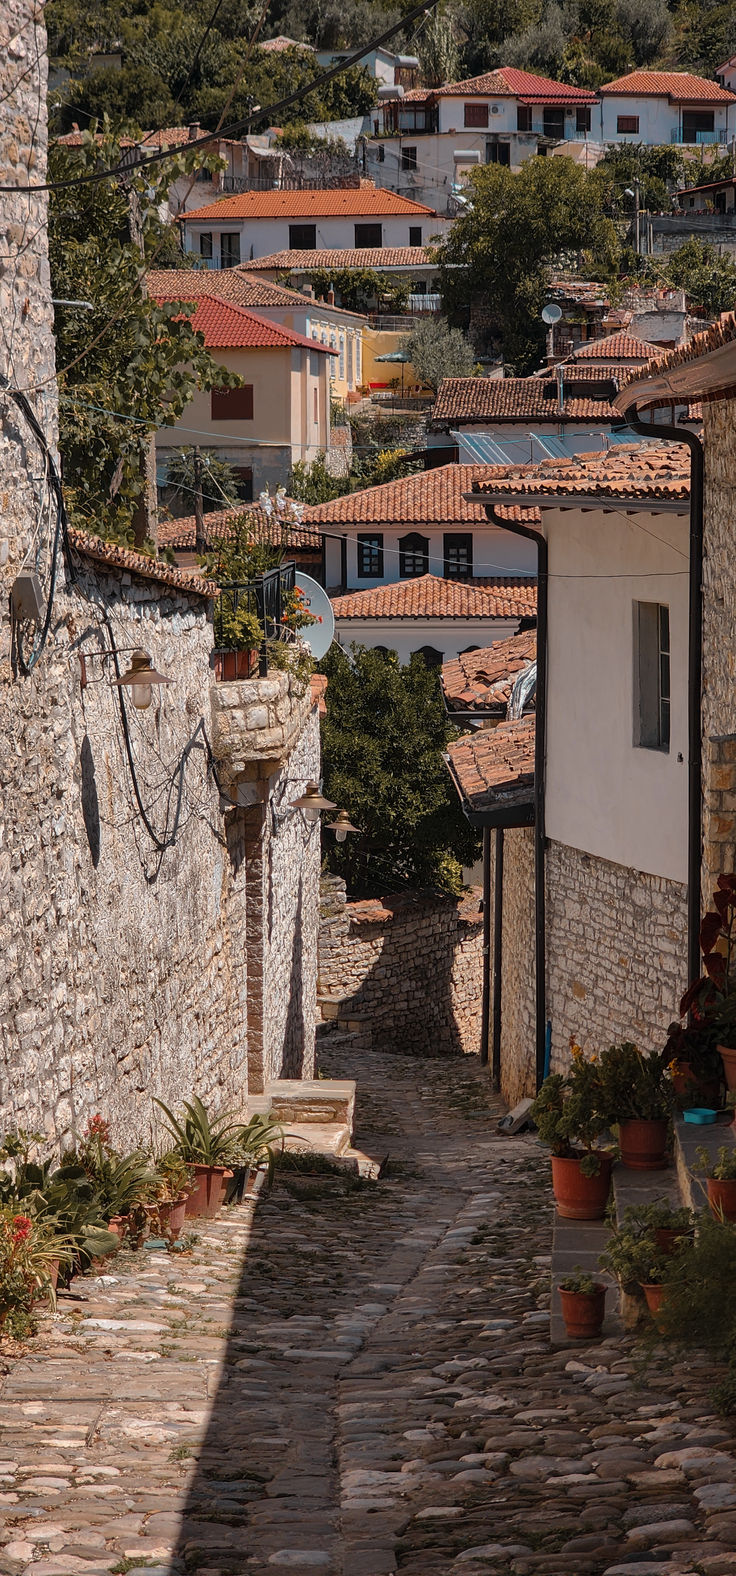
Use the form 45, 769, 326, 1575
326, 810, 361, 842
288, 780, 337, 823
114, 649, 171, 710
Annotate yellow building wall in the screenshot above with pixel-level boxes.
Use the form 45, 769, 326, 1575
362, 327, 427, 393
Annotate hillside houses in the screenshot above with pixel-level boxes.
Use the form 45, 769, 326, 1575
179, 184, 447, 267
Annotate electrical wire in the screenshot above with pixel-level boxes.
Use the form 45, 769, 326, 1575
0, 0, 441, 195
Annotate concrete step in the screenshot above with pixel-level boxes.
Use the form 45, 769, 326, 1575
550, 1209, 620, 1346
282, 1120, 352, 1156
674, 1112, 736, 1212
266, 1077, 356, 1136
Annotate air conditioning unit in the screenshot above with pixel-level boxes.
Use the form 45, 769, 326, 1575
491, 104, 500, 114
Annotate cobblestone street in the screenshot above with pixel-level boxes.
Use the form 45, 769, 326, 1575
2, 1047, 735, 1576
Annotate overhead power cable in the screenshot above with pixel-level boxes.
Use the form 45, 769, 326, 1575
0, 0, 440, 194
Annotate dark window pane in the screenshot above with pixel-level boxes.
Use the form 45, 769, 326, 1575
289, 223, 317, 249
399, 532, 429, 578
355, 222, 383, 246
357, 533, 383, 578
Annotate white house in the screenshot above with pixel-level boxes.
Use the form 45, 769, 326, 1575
330, 574, 537, 666
597, 71, 735, 146
362, 66, 598, 212
300, 463, 538, 592
716, 57, 736, 95
180, 184, 446, 267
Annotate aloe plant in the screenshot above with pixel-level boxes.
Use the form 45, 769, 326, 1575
154, 1096, 246, 1166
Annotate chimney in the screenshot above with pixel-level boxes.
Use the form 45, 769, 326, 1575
188, 122, 201, 141
301, 281, 314, 299
327, 287, 335, 305
556, 363, 565, 416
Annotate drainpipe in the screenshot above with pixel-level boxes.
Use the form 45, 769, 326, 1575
480, 510, 548, 1090
480, 825, 491, 1067
492, 826, 504, 1089
620, 408, 704, 988
340, 533, 348, 594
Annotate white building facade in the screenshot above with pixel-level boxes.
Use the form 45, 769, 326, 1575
180, 187, 446, 267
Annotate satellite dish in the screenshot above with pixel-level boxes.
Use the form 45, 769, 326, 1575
541, 302, 563, 325
293, 572, 335, 660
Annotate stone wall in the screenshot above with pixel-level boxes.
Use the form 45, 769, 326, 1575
318, 876, 483, 1056
545, 840, 688, 1070
496, 827, 536, 1104
701, 400, 736, 914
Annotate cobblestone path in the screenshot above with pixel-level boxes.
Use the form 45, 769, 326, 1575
2, 1048, 736, 1576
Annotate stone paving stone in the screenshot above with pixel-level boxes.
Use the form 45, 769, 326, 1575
0, 1049, 735, 1576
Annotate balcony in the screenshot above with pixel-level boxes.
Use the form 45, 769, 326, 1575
670, 128, 723, 145
209, 670, 315, 798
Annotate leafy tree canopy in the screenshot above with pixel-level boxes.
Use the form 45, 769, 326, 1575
434, 156, 620, 373
400, 317, 477, 392
317, 642, 479, 895
304, 267, 411, 315
49, 129, 238, 544
164, 448, 244, 516
664, 239, 736, 316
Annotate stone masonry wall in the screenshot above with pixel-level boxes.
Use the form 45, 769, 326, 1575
496, 827, 537, 1105
701, 400, 736, 916
545, 840, 688, 1071
318, 876, 483, 1056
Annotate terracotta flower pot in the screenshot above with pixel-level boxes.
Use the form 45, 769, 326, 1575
618, 1118, 669, 1170
718, 1045, 736, 1094
107, 1214, 128, 1240
558, 1284, 606, 1339
707, 1176, 736, 1222
213, 648, 258, 682
185, 1164, 233, 1219
654, 1226, 688, 1254
550, 1153, 613, 1220
642, 1281, 668, 1332
157, 1195, 189, 1240
672, 1059, 722, 1106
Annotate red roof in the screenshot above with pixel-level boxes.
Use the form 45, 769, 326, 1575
572, 331, 659, 362
183, 187, 438, 223
151, 292, 331, 352
146, 268, 367, 320
158, 503, 323, 553
244, 247, 434, 271
600, 71, 735, 103
447, 717, 536, 815
67, 528, 217, 599
430, 376, 618, 427
331, 574, 537, 621
302, 463, 501, 528
468, 443, 690, 506
429, 66, 595, 103
442, 630, 537, 714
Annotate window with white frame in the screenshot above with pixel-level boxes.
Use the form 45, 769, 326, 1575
339, 334, 346, 381
634, 601, 670, 751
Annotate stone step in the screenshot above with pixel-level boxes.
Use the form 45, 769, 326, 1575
550, 1209, 620, 1346
282, 1120, 352, 1156
267, 1076, 356, 1135
674, 1112, 736, 1212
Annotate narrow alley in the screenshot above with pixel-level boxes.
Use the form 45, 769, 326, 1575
1, 1049, 734, 1576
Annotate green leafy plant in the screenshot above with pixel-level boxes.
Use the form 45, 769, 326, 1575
596, 1042, 676, 1122
215, 601, 264, 653
530, 1055, 610, 1170
599, 1220, 669, 1289
559, 1268, 600, 1294
154, 1096, 246, 1167
625, 1200, 694, 1234
695, 1145, 736, 1182
0, 1209, 73, 1335
653, 1211, 736, 1407
155, 1151, 195, 1203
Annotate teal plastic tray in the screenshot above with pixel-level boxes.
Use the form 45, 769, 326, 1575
683, 1107, 718, 1124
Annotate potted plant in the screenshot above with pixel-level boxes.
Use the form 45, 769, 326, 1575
695, 1144, 736, 1221
678, 875, 736, 1092
599, 1213, 670, 1327
149, 1151, 195, 1241
0, 1130, 119, 1280
596, 1042, 675, 1169
154, 1096, 245, 1218
226, 1113, 285, 1202
662, 1019, 722, 1108
626, 1199, 694, 1253
558, 1269, 607, 1340
0, 1208, 74, 1336
530, 1052, 613, 1219
212, 603, 264, 682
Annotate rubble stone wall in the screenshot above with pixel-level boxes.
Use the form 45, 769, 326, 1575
545, 840, 688, 1070
497, 827, 537, 1104
702, 401, 736, 916
318, 876, 483, 1056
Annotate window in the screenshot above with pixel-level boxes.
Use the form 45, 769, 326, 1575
682, 109, 715, 143
338, 334, 345, 381
464, 102, 489, 128
517, 105, 532, 132
401, 146, 418, 171
486, 140, 510, 165
399, 531, 429, 578
416, 645, 443, 667
409, 225, 422, 247
576, 106, 591, 133
232, 466, 253, 502
289, 223, 317, 249
443, 533, 473, 580
356, 333, 362, 383
211, 385, 253, 420
347, 334, 354, 388
634, 601, 670, 751
313, 386, 319, 424
199, 231, 213, 259
355, 222, 383, 246
357, 533, 384, 578
542, 107, 565, 138
220, 232, 240, 268
617, 115, 639, 134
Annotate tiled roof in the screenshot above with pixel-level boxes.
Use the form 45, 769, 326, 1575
150, 292, 331, 351
331, 574, 537, 621
429, 66, 596, 103
259, 35, 314, 50
183, 186, 437, 222
157, 503, 323, 552
429, 376, 618, 426
614, 312, 736, 410
572, 331, 655, 362
442, 630, 537, 714
244, 247, 434, 270
302, 463, 500, 527
600, 70, 735, 102
66, 528, 217, 599
447, 717, 536, 816
469, 443, 690, 505
679, 175, 736, 195
146, 268, 367, 319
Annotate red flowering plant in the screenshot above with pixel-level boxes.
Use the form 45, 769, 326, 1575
0, 1207, 70, 1338
282, 585, 320, 633
668, 875, 736, 1062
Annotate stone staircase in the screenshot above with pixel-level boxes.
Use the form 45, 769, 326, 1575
246, 1075, 383, 1178
550, 1115, 736, 1345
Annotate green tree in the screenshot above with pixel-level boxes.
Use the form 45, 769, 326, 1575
400, 318, 476, 392
434, 157, 620, 372
317, 643, 479, 894
665, 239, 736, 316
593, 143, 688, 216
305, 267, 410, 315
164, 449, 244, 515
417, 5, 460, 86
49, 130, 239, 544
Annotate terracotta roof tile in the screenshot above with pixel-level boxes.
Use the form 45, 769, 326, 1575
428, 66, 595, 102
627, 310, 736, 383
600, 70, 735, 102
572, 331, 655, 362
151, 291, 332, 351
259, 35, 314, 50
331, 574, 537, 621
66, 528, 217, 598
430, 375, 618, 426
447, 717, 536, 815
469, 442, 690, 504
225, 247, 434, 270
302, 463, 498, 527
146, 267, 367, 320
157, 503, 323, 553
442, 630, 537, 714
183, 187, 437, 222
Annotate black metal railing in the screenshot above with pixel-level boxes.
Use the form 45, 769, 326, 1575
214, 562, 296, 678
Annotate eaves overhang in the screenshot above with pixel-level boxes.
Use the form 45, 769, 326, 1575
444, 751, 536, 830
613, 338, 736, 415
